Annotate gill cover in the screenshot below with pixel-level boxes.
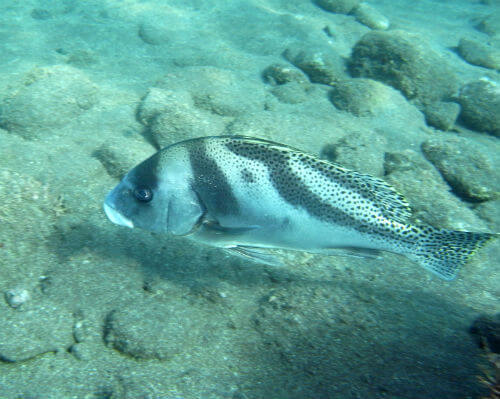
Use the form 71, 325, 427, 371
166, 189, 204, 236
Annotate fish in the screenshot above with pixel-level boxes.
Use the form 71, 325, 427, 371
103, 136, 496, 280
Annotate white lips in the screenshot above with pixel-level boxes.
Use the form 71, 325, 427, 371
103, 202, 134, 228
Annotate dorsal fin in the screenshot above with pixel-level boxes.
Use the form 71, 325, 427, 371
321, 161, 412, 223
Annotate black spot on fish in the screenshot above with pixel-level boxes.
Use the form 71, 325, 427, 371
241, 168, 255, 183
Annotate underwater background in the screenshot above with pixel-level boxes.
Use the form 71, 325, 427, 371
0, 0, 499, 398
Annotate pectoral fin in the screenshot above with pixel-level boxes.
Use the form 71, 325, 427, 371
225, 246, 284, 267
167, 193, 204, 236
203, 220, 261, 235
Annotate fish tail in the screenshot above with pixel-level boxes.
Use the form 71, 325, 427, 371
408, 227, 496, 280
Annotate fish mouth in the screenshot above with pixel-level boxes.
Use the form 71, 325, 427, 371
103, 202, 134, 228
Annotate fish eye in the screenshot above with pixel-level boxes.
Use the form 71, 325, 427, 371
133, 187, 153, 202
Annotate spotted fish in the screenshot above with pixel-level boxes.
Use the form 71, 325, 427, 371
104, 136, 495, 280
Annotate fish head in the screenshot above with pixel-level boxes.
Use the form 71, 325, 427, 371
103, 148, 204, 236
104, 152, 168, 233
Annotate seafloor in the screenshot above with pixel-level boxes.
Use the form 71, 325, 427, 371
0, 0, 499, 398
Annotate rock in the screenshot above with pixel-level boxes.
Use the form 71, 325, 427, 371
226, 110, 345, 155
4, 288, 30, 309
215, 2, 313, 57
349, 30, 459, 106
66, 49, 99, 68
457, 38, 500, 70
0, 65, 98, 137
0, 168, 58, 241
329, 78, 410, 117
320, 130, 387, 176
469, 314, 500, 354
69, 343, 92, 361
283, 45, 347, 85
384, 150, 489, 230
457, 78, 500, 136
0, 165, 62, 311
252, 281, 484, 398
139, 21, 171, 46
422, 101, 461, 131
313, 0, 360, 14
104, 298, 211, 360
323, 20, 371, 58
262, 63, 308, 86
155, 66, 266, 117
136, 87, 180, 127
271, 82, 310, 104
474, 200, 500, 230
475, 12, 500, 38
92, 130, 155, 178
327, 78, 426, 148
93, 143, 143, 179
352, 3, 389, 30
137, 12, 190, 45
136, 87, 226, 148
421, 136, 499, 202
0, 303, 72, 362
31, 8, 51, 20
72, 316, 89, 344
384, 151, 416, 175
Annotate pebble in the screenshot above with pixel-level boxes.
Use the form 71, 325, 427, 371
314, 0, 360, 14
4, 288, 30, 308
352, 3, 390, 30
283, 45, 347, 85
262, 63, 308, 86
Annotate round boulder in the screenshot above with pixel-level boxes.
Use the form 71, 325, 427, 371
329, 78, 408, 117
458, 78, 500, 137
349, 30, 458, 106
283, 45, 347, 85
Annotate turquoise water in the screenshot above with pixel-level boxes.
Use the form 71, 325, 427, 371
0, 0, 498, 398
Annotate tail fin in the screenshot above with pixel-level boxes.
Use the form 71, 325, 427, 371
409, 227, 496, 280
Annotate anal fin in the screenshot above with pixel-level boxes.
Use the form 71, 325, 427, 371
225, 246, 284, 267
322, 247, 383, 259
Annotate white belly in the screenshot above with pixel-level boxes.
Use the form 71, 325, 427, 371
192, 194, 381, 254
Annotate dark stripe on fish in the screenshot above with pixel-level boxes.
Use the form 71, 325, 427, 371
130, 153, 160, 191
187, 140, 240, 216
